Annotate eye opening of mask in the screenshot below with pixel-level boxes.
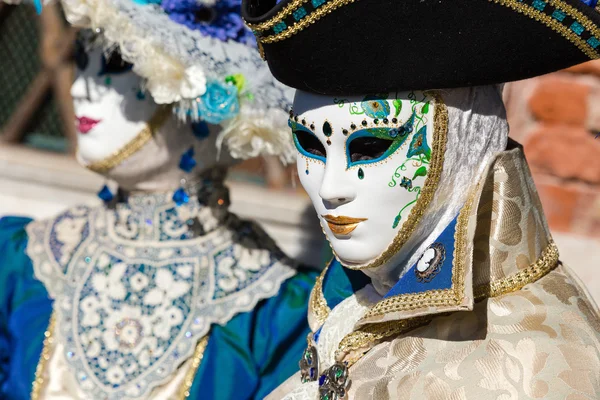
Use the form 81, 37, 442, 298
347, 133, 395, 166
292, 127, 327, 163
99, 50, 134, 76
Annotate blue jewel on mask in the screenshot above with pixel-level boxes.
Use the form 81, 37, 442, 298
400, 176, 413, 190
97, 185, 114, 203
179, 147, 197, 173
172, 188, 190, 206
191, 121, 210, 140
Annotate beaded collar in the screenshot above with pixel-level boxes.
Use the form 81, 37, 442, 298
25, 174, 296, 399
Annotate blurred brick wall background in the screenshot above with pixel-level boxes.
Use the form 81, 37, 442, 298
505, 60, 600, 239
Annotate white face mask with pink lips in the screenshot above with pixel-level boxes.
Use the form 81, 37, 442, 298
71, 47, 157, 164
290, 90, 444, 269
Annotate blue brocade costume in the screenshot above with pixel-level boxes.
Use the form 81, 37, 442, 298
0, 199, 316, 400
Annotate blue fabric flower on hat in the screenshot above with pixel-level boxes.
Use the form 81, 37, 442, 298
361, 96, 390, 119
195, 80, 240, 124
160, 0, 256, 45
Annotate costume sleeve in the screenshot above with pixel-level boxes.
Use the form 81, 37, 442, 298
251, 268, 317, 399
185, 267, 317, 400
0, 217, 52, 399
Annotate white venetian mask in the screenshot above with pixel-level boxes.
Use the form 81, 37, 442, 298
71, 47, 157, 164
291, 90, 445, 269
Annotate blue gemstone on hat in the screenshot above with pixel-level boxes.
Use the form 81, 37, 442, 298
97, 185, 114, 203
309, 367, 316, 379
173, 188, 189, 206
179, 147, 197, 173
293, 6, 307, 21
312, 0, 326, 7
570, 22, 585, 35
588, 37, 600, 49
192, 121, 210, 139
273, 21, 287, 34
532, 0, 546, 11
551, 9, 566, 21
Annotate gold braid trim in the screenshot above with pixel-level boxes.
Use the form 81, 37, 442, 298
309, 261, 333, 327
178, 335, 210, 399
31, 312, 56, 400
251, 0, 599, 61
490, 0, 599, 59
85, 106, 172, 173
254, 0, 358, 44
336, 240, 560, 366
474, 241, 560, 300
246, 0, 311, 31
548, 0, 600, 39
343, 92, 448, 271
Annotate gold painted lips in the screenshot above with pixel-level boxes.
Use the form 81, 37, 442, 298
322, 214, 367, 236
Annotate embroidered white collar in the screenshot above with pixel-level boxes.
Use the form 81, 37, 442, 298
26, 185, 296, 399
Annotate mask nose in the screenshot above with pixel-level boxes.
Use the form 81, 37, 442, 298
318, 158, 356, 209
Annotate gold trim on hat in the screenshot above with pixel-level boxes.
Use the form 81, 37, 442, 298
249, 0, 600, 61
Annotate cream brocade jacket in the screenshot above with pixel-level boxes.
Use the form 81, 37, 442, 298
273, 147, 600, 400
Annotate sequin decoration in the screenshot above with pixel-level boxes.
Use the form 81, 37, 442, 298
400, 176, 413, 190
173, 188, 190, 206
179, 147, 197, 173
191, 121, 211, 139
97, 185, 114, 203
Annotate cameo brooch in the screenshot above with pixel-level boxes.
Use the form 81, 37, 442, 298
415, 242, 445, 283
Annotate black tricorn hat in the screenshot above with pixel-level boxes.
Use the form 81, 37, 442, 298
242, 0, 600, 95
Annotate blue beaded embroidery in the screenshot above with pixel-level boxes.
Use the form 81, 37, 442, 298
552, 9, 566, 21
532, 0, 547, 11
293, 6, 307, 21
571, 21, 585, 35
273, 21, 287, 34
